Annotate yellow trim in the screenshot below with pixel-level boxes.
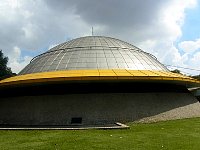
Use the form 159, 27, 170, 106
0, 69, 199, 87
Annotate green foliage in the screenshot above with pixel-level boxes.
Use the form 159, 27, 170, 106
0, 50, 14, 80
171, 69, 181, 74
192, 75, 200, 80
0, 118, 200, 149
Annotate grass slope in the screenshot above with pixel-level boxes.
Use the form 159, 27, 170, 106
0, 118, 200, 150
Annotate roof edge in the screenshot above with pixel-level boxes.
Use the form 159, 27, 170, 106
0, 69, 199, 88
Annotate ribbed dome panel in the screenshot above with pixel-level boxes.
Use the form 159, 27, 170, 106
19, 36, 168, 75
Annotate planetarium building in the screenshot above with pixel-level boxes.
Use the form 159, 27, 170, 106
0, 36, 200, 127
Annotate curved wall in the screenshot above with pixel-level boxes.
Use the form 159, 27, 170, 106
0, 92, 199, 126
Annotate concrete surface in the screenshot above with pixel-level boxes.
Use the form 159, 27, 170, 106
0, 92, 200, 126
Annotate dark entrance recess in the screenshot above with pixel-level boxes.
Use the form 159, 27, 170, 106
71, 117, 82, 124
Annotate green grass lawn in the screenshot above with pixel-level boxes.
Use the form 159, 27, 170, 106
1, 118, 200, 150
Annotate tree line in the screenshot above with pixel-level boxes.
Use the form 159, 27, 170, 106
171, 69, 200, 80
0, 50, 16, 80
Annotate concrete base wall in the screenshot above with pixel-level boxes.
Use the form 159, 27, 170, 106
0, 92, 200, 125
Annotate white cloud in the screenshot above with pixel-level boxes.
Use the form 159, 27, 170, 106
181, 51, 200, 75
0, 0, 90, 73
7, 47, 32, 73
136, 0, 199, 75
191, 52, 200, 68
0, 0, 199, 75
178, 38, 200, 53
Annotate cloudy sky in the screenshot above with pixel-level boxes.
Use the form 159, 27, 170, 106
0, 0, 200, 75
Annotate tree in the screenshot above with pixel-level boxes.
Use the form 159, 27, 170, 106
0, 50, 14, 80
170, 69, 200, 81
171, 69, 181, 74
192, 75, 200, 80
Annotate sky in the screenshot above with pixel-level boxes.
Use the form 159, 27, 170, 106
0, 0, 200, 75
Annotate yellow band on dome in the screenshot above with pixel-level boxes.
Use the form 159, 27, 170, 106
0, 69, 199, 87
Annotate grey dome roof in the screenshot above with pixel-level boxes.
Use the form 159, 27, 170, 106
19, 36, 168, 75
